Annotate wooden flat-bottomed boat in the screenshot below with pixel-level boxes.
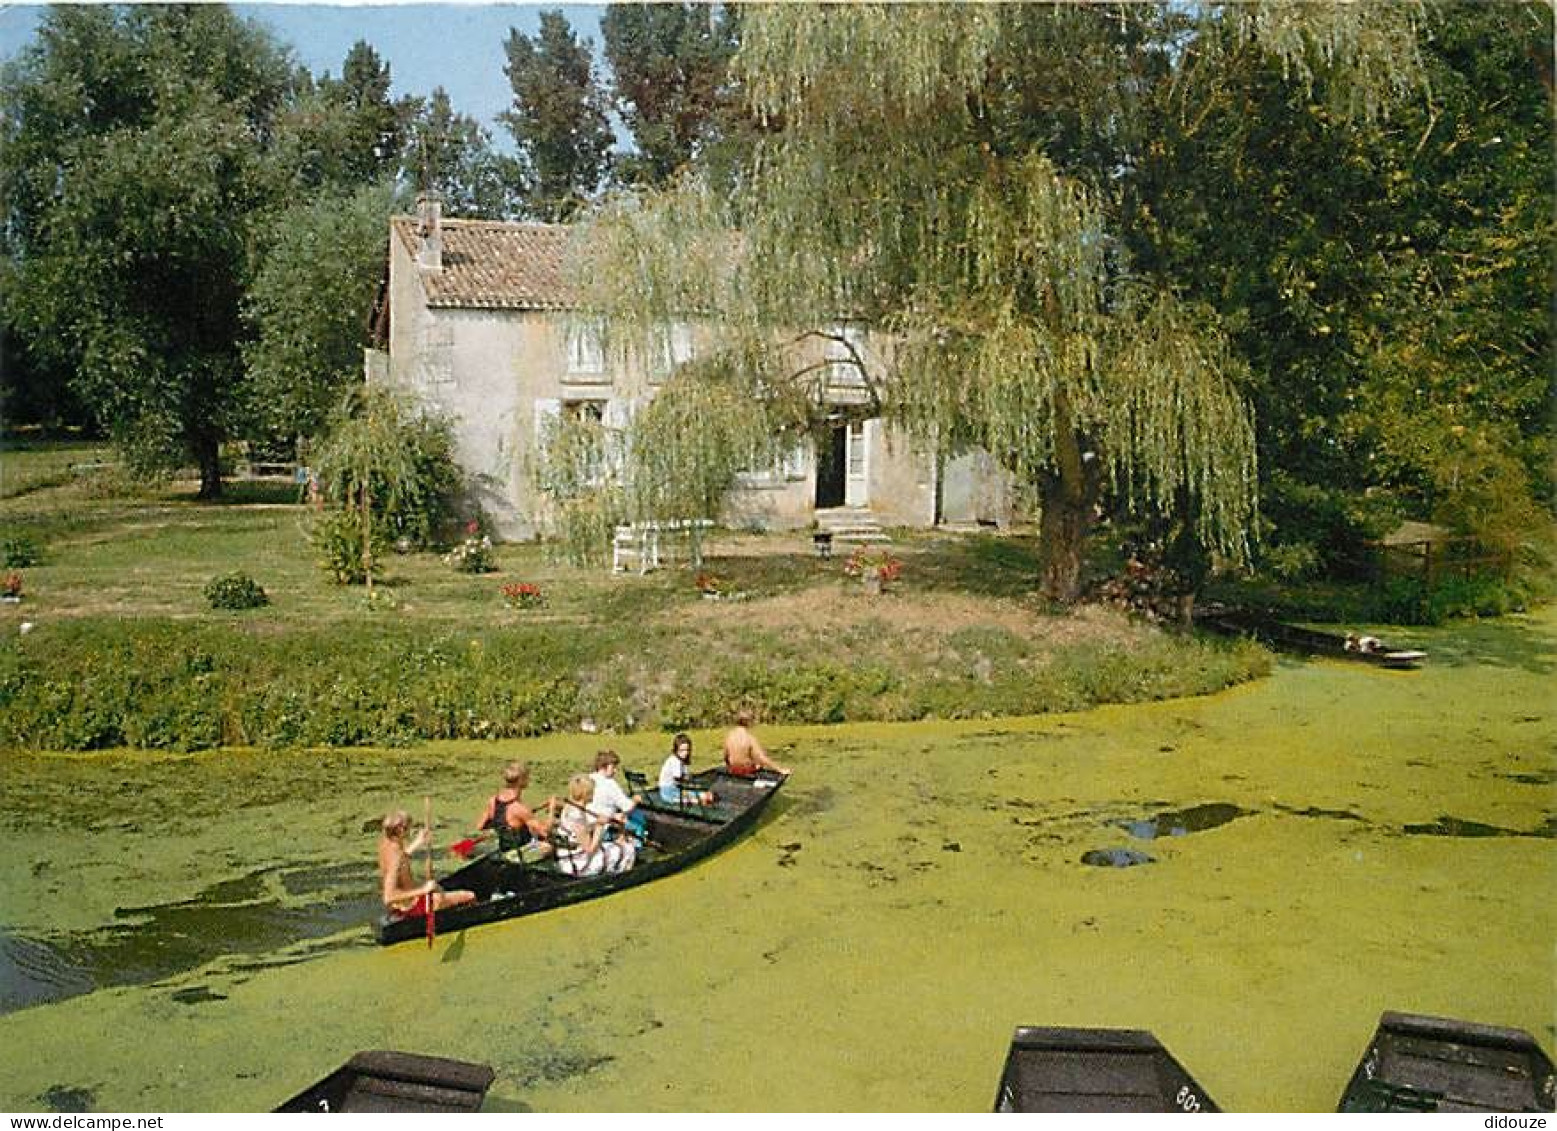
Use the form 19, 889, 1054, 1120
375, 766, 785, 945
273, 1050, 496, 1112
1337, 1012, 1556, 1112
993, 1026, 1219, 1112
1197, 608, 1426, 668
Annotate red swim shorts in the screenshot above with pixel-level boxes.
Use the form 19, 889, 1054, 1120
723, 761, 758, 778
392, 894, 431, 920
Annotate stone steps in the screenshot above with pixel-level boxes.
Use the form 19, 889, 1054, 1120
814, 508, 891, 548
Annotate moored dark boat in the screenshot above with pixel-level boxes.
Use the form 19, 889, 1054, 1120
376, 766, 785, 945
993, 1026, 1219, 1112
1337, 1011, 1556, 1112
273, 1050, 496, 1112
1197, 607, 1426, 668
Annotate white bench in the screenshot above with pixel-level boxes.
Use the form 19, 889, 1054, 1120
612, 519, 713, 574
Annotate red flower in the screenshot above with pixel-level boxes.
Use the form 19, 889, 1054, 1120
500, 581, 543, 608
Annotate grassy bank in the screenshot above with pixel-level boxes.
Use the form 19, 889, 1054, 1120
0, 466, 1270, 751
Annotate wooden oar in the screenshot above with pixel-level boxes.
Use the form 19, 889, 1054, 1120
424, 795, 435, 949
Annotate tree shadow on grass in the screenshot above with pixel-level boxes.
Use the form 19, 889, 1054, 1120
908, 533, 1043, 600
210, 481, 302, 506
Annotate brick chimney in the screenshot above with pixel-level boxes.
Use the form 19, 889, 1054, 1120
415, 192, 442, 272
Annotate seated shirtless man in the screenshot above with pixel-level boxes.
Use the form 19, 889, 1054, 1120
722, 709, 791, 777
378, 810, 476, 919
477, 761, 559, 862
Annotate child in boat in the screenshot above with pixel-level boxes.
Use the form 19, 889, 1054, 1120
557, 775, 636, 876
589, 749, 648, 842
476, 762, 558, 863
378, 810, 476, 919
658, 733, 715, 805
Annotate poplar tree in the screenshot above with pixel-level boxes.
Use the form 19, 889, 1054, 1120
601, 3, 741, 188
501, 10, 614, 221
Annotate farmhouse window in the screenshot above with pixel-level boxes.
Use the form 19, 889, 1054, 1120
566, 319, 606, 375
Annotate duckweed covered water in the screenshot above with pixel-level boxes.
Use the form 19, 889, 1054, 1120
0, 609, 1552, 1111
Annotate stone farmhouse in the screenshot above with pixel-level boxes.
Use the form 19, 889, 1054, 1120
367, 197, 1011, 541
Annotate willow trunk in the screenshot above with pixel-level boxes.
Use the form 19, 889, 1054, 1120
1037, 401, 1103, 603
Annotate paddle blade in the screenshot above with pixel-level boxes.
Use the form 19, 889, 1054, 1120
450, 837, 480, 859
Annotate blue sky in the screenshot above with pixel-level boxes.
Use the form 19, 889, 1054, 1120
0, 3, 609, 143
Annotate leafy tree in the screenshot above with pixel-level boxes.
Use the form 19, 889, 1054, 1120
601, 3, 741, 188
0, 321, 93, 433
406, 87, 525, 219
0, 5, 295, 497
501, 9, 614, 221
1125, 1, 1551, 557
243, 181, 397, 446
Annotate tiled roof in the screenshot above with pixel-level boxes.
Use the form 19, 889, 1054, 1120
391, 216, 579, 310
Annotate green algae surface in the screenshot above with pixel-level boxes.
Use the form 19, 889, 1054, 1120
0, 610, 1552, 1112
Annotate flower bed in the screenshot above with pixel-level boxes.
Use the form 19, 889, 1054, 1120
501, 581, 545, 610
445, 522, 496, 573
843, 548, 903, 591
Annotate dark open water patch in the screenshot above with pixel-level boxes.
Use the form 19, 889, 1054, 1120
40, 1085, 96, 1113
1274, 804, 1369, 823
781, 785, 834, 820
510, 1049, 615, 1088
1080, 848, 1156, 868
1495, 769, 1556, 786
1117, 803, 1250, 840
1402, 815, 1557, 839
0, 933, 94, 1015
0, 860, 380, 1016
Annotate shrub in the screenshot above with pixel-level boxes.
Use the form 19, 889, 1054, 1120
1260, 474, 1396, 580
0, 620, 590, 752
203, 571, 270, 610
1261, 542, 1321, 583
311, 508, 388, 585
2, 535, 40, 568
445, 523, 497, 573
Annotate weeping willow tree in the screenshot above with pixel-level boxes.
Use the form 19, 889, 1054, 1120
531, 356, 789, 565
312, 385, 460, 588
571, 3, 1425, 600
313, 386, 420, 592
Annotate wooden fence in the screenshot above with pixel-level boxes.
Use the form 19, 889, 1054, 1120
1368, 537, 1514, 588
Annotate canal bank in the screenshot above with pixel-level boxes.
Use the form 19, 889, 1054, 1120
0, 609, 1551, 1111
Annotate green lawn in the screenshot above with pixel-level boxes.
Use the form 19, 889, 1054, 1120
0, 438, 114, 500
